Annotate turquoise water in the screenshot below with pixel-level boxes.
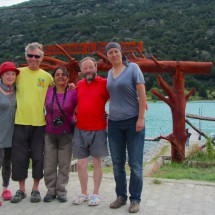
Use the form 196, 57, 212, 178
106, 101, 215, 154
145, 101, 215, 138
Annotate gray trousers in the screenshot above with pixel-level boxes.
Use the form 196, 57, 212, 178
44, 133, 73, 196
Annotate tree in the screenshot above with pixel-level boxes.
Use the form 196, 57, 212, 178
198, 85, 208, 98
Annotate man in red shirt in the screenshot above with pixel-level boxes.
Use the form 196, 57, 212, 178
73, 57, 109, 206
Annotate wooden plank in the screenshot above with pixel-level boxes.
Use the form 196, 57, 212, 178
186, 113, 215, 121
185, 119, 208, 138
145, 137, 162, 141
44, 42, 143, 55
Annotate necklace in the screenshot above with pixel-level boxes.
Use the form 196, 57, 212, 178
0, 86, 14, 95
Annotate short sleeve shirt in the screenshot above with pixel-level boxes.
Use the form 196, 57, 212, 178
76, 76, 109, 130
15, 66, 53, 126
107, 62, 145, 121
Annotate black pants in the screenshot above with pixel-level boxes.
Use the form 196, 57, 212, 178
11, 125, 45, 181
0, 148, 12, 187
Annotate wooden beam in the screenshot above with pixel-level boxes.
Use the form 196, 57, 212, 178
145, 137, 162, 141
186, 113, 215, 121
185, 119, 208, 138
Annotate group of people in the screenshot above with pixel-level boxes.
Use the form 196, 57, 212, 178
0, 41, 147, 213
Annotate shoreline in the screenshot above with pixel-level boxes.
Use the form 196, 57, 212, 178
147, 99, 215, 103
143, 139, 168, 163
101, 139, 168, 167
101, 129, 206, 169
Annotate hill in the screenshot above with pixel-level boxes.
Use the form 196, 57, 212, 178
0, 0, 214, 98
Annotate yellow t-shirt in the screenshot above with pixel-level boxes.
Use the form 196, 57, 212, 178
15, 67, 53, 126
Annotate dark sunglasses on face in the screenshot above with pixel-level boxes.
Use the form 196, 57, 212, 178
27, 54, 41, 59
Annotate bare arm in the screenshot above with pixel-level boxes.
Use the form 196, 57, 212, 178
136, 83, 147, 132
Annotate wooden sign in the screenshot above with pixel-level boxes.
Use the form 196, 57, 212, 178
44, 42, 143, 55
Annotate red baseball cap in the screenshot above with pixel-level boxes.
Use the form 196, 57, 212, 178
0, 62, 20, 76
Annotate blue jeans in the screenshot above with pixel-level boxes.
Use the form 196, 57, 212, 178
108, 116, 145, 203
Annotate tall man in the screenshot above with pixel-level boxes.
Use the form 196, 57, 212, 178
10, 42, 53, 203
72, 57, 109, 206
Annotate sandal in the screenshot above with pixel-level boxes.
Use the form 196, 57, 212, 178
30, 190, 41, 203
10, 190, 26, 203
2, 189, 12, 201
73, 194, 89, 205
88, 194, 101, 206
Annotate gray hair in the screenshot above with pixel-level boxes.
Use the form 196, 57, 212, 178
79, 57, 97, 70
25, 42, 44, 57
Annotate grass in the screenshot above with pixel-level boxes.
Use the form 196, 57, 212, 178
151, 162, 215, 182
150, 138, 215, 182
87, 139, 215, 182
88, 163, 130, 174
146, 144, 169, 164
88, 164, 113, 174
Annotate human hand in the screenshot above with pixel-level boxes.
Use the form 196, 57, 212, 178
145, 102, 149, 110
136, 118, 145, 132
68, 82, 76, 90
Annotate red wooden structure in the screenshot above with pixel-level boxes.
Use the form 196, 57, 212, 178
21, 42, 213, 162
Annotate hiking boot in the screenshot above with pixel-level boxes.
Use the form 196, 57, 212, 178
110, 196, 126, 209
57, 194, 67, 202
129, 201, 140, 213
30, 190, 41, 203
43, 194, 56, 202
10, 190, 26, 203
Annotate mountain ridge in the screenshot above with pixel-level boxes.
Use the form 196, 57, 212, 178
0, 0, 214, 97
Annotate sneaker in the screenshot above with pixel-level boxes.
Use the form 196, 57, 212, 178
2, 189, 12, 201
43, 194, 56, 202
110, 196, 126, 209
10, 190, 26, 203
129, 201, 140, 213
30, 190, 41, 203
57, 194, 67, 202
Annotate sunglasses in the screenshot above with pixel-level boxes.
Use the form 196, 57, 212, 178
27, 54, 41, 59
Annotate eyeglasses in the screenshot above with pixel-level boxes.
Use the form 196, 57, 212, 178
27, 54, 41, 59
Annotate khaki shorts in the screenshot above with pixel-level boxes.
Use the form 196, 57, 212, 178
73, 128, 109, 159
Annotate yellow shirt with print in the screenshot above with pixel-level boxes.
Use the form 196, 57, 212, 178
15, 66, 53, 126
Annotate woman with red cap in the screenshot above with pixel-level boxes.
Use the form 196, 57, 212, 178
0, 62, 19, 205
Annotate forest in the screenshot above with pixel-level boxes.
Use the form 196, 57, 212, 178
0, 0, 214, 99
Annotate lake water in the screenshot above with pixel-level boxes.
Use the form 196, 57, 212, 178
145, 101, 215, 138
106, 101, 215, 156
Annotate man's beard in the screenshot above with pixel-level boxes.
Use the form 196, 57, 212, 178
84, 72, 96, 81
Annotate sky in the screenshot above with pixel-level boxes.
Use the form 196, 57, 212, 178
0, 0, 29, 7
